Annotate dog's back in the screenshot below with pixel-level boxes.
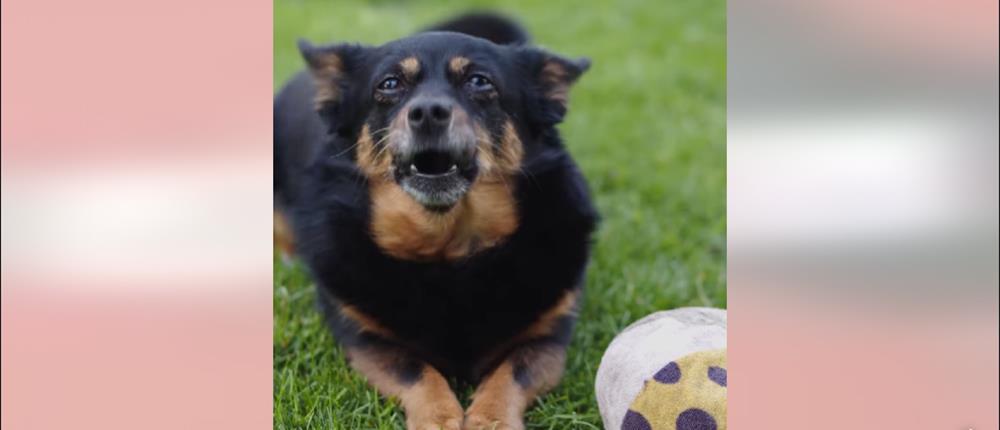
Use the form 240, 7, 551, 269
422, 12, 529, 45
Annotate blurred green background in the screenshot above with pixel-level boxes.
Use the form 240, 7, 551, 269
274, 0, 725, 428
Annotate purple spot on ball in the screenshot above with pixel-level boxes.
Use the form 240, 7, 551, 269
708, 366, 727, 387
621, 410, 652, 430
653, 361, 681, 383
676, 408, 717, 430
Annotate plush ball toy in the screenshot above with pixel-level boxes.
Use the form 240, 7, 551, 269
595, 307, 727, 430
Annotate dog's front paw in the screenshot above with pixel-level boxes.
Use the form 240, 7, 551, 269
408, 416, 462, 430
406, 401, 463, 430
462, 412, 524, 430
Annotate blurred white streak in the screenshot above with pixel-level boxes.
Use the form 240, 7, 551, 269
1, 152, 271, 291
730, 111, 995, 244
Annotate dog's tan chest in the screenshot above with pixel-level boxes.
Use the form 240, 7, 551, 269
369, 180, 518, 261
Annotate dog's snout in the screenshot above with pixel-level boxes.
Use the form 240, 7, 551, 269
408, 98, 452, 133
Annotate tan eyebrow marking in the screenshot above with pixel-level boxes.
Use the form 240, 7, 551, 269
449, 56, 470, 75
399, 56, 420, 79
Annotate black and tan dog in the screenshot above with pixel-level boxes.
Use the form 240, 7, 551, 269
274, 13, 597, 430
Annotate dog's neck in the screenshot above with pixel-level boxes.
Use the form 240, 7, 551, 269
368, 179, 519, 261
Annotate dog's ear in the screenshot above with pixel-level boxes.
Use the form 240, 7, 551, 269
298, 39, 370, 111
298, 39, 368, 108
518, 48, 591, 125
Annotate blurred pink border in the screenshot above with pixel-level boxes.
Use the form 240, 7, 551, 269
730, 289, 998, 429
2, 0, 273, 428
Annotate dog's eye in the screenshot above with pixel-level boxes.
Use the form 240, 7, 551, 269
377, 77, 402, 92
465, 74, 494, 91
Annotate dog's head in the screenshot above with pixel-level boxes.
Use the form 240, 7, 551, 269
299, 32, 588, 212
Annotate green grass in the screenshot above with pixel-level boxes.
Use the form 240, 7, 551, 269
274, 0, 725, 428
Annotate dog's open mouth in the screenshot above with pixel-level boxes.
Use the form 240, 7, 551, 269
397, 149, 475, 211
410, 150, 459, 176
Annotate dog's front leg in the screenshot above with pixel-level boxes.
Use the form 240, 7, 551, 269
464, 290, 578, 430
322, 292, 463, 430
346, 343, 464, 430
463, 341, 568, 430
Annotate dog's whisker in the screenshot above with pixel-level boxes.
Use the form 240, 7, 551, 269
373, 132, 398, 161
370, 126, 394, 138
374, 130, 397, 148
331, 140, 362, 158
328, 126, 395, 160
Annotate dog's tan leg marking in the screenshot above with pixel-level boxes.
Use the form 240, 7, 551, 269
464, 362, 527, 430
339, 304, 397, 339
464, 347, 567, 430
346, 347, 463, 430
519, 290, 577, 340
464, 291, 576, 430
273, 209, 295, 260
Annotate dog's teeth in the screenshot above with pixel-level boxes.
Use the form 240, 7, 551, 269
410, 164, 418, 174
448, 164, 458, 173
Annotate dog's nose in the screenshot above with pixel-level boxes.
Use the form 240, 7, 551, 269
408, 98, 452, 134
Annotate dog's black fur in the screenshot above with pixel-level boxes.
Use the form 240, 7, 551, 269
274, 11, 596, 409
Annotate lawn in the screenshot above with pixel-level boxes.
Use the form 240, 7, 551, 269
273, 0, 726, 428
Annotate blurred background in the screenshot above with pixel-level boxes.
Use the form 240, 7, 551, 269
273, 0, 726, 428
729, 0, 998, 428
